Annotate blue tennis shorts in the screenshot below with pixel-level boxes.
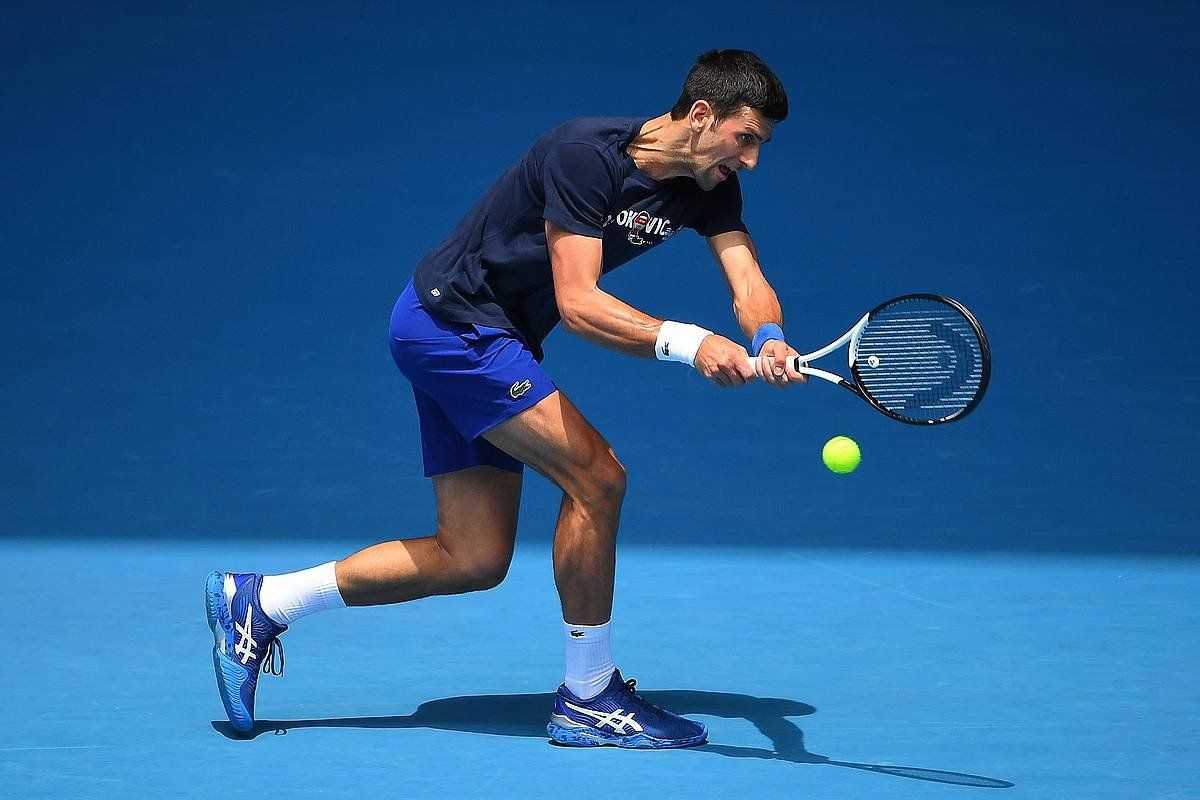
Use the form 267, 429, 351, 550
389, 279, 556, 477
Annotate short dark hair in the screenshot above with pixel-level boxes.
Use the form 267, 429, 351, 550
670, 49, 788, 124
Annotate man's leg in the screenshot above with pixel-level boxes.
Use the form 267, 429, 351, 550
206, 464, 522, 734
483, 390, 707, 749
482, 390, 625, 626
335, 465, 522, 605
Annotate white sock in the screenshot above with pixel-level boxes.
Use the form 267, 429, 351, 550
563, 620, 616, 700
258, 562, 346, 626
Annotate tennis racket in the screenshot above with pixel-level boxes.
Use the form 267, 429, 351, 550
749, 294, 991, 425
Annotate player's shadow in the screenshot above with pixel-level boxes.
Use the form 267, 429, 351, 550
212, 690, 1012, 788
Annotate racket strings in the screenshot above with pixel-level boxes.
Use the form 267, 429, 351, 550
851, 299, 987, 423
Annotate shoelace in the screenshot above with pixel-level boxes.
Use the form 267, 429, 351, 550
259, 638, 285, 677
621, 677, 665, 715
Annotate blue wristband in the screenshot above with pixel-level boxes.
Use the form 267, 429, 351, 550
751, 323, 785, 355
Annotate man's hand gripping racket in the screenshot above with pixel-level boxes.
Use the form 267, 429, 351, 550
750, 294, 991, 425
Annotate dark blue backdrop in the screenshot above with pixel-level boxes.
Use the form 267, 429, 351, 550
3, 2, 1197, 554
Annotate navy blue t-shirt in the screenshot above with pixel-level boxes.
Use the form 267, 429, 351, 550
413, 116, 748, 360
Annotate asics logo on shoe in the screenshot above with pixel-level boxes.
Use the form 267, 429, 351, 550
509, 379, 532, 400
234, 604, 259, 665
563, 700, 644, 734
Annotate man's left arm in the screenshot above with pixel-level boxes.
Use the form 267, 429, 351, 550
708, 230, 805, 387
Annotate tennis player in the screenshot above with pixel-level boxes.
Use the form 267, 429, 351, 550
206, 48, 804, 748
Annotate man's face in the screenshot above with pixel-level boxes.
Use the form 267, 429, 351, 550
690, 104, 775, 191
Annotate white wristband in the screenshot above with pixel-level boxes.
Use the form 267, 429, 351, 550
655, 321, 713, 367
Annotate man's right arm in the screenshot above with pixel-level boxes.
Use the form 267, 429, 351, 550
547, 220, 659, 356
546, 220, 756, 386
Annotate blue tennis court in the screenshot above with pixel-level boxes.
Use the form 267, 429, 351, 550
3, 3, 1197, 799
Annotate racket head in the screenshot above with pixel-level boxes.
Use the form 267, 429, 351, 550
848, 294, 991, 425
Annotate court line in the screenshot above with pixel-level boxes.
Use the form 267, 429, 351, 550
0, 745, 118, 752
822, 721, 1160, 730
795, 556, 986, 617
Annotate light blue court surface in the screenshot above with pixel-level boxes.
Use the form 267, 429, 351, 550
4, 539, 1198, 799
2, 2, 1198, 799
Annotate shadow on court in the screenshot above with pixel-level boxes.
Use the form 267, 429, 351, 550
212, 690, 1012, 789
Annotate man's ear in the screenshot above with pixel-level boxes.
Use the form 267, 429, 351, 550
687, 100, 714, 133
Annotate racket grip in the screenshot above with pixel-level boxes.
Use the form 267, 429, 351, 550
745, 356, 841, 385
744, 355, 804, 375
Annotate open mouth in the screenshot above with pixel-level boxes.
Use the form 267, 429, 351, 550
717, 165, 732, 180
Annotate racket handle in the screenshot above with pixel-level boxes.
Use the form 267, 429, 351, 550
744, 356, 841, 385
744, 355, 803, 370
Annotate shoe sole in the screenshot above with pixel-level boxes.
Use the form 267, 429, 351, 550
547, 719, 707, 749
205, 571, 254, 735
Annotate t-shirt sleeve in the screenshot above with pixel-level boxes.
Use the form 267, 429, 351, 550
542, 142, 618, 239
690, 173, 749, 237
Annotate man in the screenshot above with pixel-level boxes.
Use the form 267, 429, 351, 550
206, 48, 805, 749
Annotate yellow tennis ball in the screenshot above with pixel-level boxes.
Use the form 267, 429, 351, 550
822, 436, 861, 474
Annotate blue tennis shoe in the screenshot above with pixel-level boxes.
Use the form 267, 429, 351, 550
205, 571, 286, 734
547, 669, 707, 748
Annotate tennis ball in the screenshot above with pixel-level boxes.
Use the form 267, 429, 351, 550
822, 436, 861, 474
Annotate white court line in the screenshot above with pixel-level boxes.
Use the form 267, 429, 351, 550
796, 556, 986, 617
0, 745, 117, 752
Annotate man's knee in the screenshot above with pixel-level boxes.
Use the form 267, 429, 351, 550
439, 537, 514, 592
458, 557, 512, 592
571, 448, 627, 511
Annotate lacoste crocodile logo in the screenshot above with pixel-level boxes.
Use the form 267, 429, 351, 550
510, 379, 532, 400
